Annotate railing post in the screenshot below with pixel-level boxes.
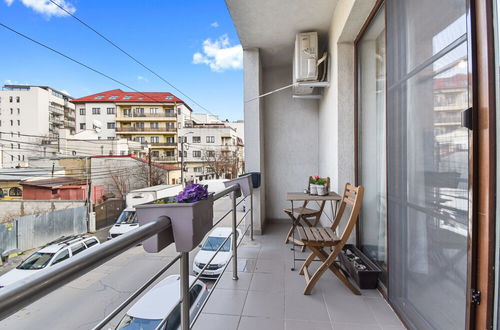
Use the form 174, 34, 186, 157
250, 192, 254, 241
231, 190, 239, 280
180, 252, 189, 330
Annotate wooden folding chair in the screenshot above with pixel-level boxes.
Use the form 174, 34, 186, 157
297, 183, 364, 295
283, 176, 331, 244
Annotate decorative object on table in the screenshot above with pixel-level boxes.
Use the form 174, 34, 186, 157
338, 244, 381, 290
225, 174, 253, 198
136, 184, 214, 253
309, 176, 330, 196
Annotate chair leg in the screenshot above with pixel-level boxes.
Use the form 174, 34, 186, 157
299, 251, 316, 275
304, 246, 361, 296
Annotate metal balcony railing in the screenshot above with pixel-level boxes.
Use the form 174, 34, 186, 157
49, 106, 64, 115
151, 155, 178, 162
115, 127, 177, 132
150, 142, 177, 147
0, 182, 254, 330
121, 112, 176, 118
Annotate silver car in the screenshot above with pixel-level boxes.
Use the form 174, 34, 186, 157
115, 275, 208, 330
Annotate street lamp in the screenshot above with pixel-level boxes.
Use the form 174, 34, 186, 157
180, 131, 194, 187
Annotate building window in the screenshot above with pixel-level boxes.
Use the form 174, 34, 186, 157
17, 108, 20, 114
151, 136, 159, 143
150, 122, 159, 129
135, 122, 144, 129
10, 143, 13, 149
107, 137, 114, 140
94, 95, 104, 100
123, 96, 132, 100
106, 107, 115, 114
80, 123, 86, 130
192, 136, 201, 143
9, 187, 22, 196
17, 120, 20, 126
177, 108, 181, 115
92, 108, 101, 114
10, 108, 13, 114
134, 108, 145, 116
10, 120, 13, 126
150, 108, 158, 114
16, 96, 20, 103
9, 96, 13, 103
18, 143, 20, 149
79, 108, 86, 115
107, 122, 115, 129
194, 167, 202, 173
166, 137, 175, 144
206, 136, 215, 143
207, 150, 215, 157
193, 150, 201, 158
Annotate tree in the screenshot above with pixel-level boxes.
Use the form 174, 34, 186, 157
134, 162, 168, 187
107, 164, 131, 199
202, 149, 239, 179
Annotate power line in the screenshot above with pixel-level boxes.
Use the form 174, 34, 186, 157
0, 22, 165, 105
47, 0, 220, 118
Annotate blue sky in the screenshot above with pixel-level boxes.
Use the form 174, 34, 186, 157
0, 0, 243, 121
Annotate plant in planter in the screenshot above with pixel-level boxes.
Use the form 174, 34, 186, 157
135, 184, 214, 253
310, 176, 328, 196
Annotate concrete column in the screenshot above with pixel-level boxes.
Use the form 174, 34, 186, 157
243, 48, 266, 234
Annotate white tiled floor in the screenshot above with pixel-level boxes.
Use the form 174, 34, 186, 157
193, 223, 405, 330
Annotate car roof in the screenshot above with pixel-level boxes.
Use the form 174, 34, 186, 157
207, 227, 239, 238
38, 236, 98, 253
127, 275, 200, 319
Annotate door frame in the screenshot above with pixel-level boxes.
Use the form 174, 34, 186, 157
469, 0, 497, 328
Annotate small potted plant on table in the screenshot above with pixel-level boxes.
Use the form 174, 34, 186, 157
136, 184, 214, 253
310, 176, 328, 196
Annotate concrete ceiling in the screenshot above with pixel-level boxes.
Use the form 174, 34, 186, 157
226, 0, 338, 68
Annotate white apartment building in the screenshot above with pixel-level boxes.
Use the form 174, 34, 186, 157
0, 85, 76, 168
74, 102, 118, 140
179, 119, 243, 183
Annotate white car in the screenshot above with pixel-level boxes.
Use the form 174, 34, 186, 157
108, 208, 139, 239
0, 235, 100, 289
115, 275, 208, 330
193, 227, 242, 279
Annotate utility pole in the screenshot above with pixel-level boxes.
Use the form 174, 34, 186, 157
148, 148, 152, 186
51, 161, 55, 178
180, 140, 185, 187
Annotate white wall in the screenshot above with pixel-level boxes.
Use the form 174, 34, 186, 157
263, 65, 319, 220
0, 200, 85, 222
75, 102, 116, 139
318, 0, 376, 228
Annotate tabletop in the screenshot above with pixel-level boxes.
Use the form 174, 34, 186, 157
286, 191, 342, 201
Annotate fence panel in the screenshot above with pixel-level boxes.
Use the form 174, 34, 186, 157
95, 199, 125, 229
16, 206, 87, 251
0, 221, 17, 252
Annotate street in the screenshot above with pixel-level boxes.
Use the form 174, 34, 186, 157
0, 197, 247, 329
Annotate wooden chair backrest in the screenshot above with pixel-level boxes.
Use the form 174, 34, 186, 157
330, 183, 364, 244
307, 176, 330, 191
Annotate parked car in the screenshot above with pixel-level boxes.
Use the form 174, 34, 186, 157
0, 235, 100, 289
115, 275, 208, 330
193, 227, 242, 279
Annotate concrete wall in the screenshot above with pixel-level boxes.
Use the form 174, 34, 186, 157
263, 65, 319, 220
0, 200, 86, 223
243, 48, 266, 234
317, 0, 376, 229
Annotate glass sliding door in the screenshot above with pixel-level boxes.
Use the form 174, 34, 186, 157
357, 5, 387, 283
386, 0, 470, 329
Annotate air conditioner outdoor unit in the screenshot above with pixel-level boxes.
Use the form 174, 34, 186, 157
293, 32, 328, 95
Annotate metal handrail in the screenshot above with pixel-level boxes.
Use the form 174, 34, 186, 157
0, 182, 254, 330
91, 254, 182, 330
0, 216, 172, 320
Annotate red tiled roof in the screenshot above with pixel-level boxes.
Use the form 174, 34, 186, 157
71, 89, 186, 105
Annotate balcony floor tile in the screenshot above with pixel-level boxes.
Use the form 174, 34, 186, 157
194, 222, 405, 330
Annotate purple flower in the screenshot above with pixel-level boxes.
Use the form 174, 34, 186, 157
176, 184, 209, 203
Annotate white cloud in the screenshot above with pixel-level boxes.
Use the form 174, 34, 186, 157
4, 79, 13, 84
210, 21, 219, 28
6, 0, 76, 18
192, 34, 243, 72
137, 76, 149, 82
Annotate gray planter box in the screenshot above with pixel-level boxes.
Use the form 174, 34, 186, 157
224, 174, 253, 198
136, 196, 214, 253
